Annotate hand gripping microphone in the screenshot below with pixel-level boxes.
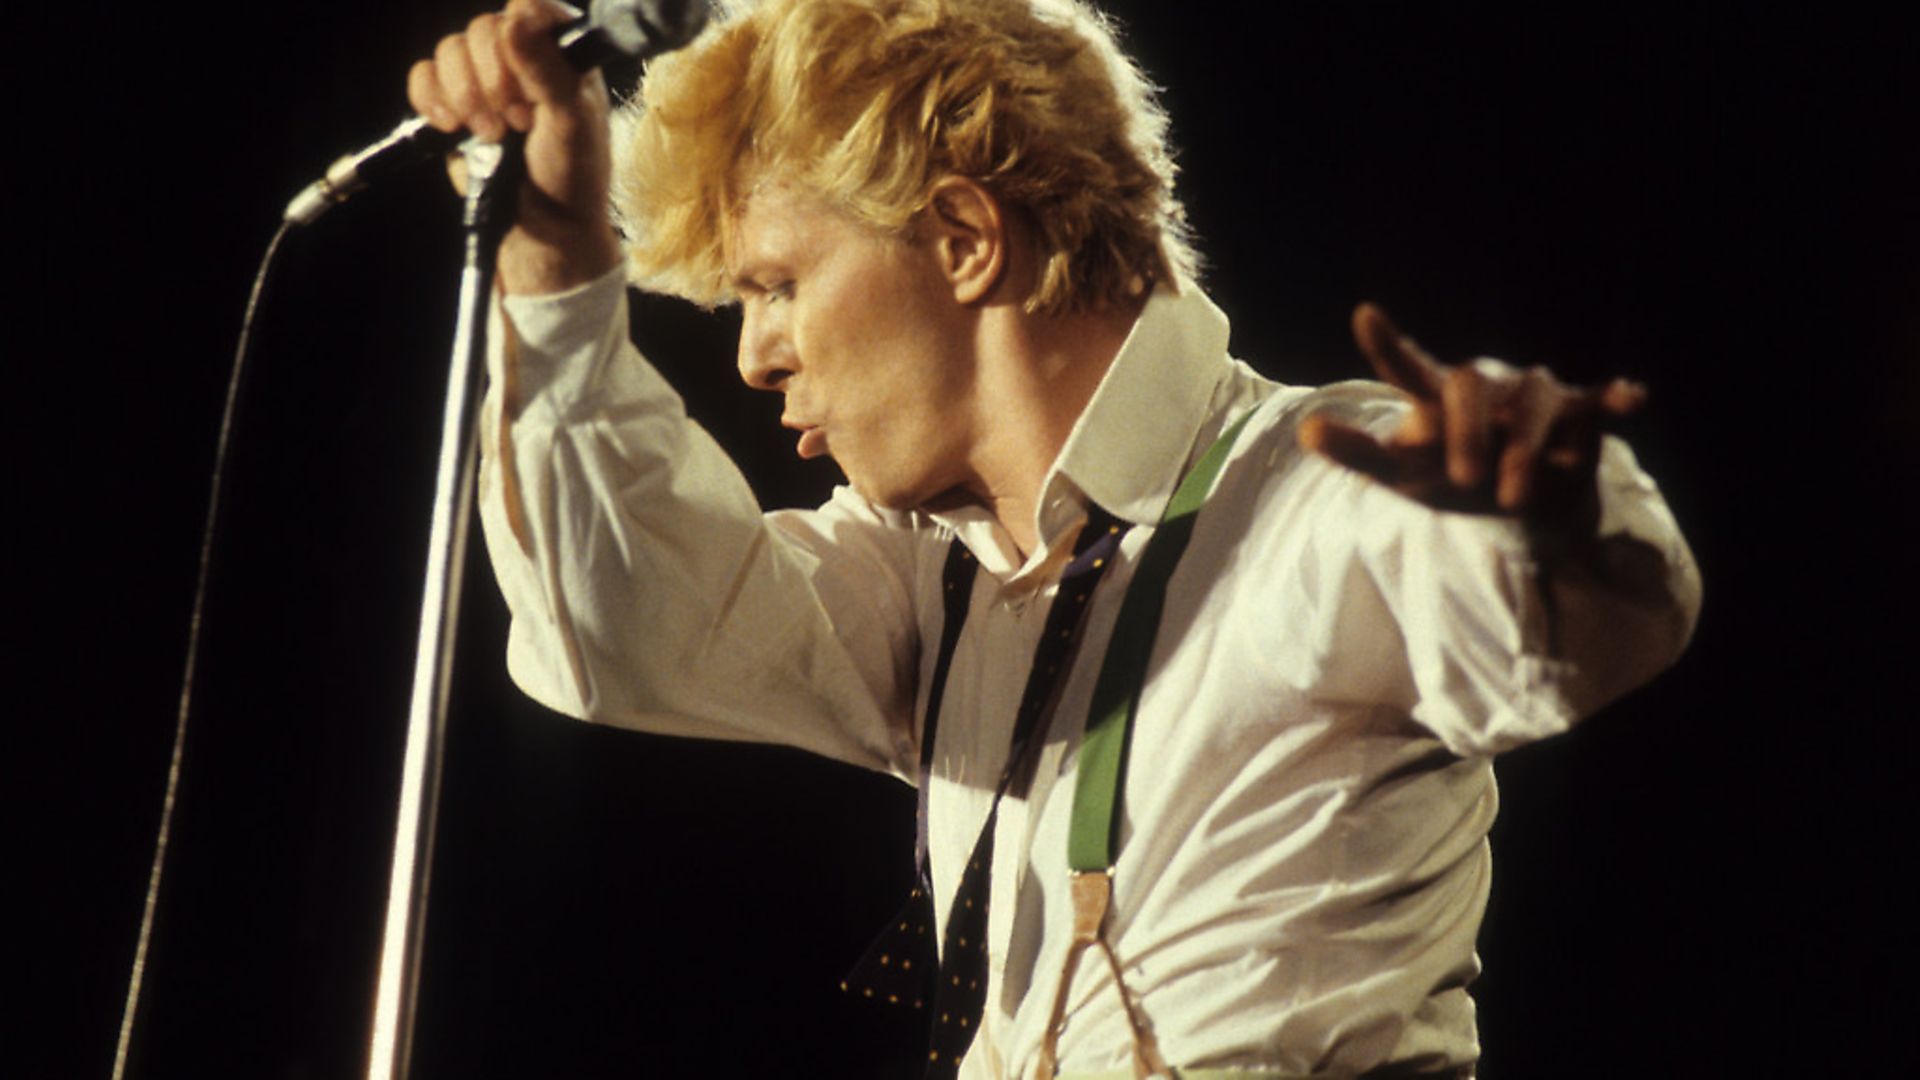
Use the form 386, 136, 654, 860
283, 0, 709, 225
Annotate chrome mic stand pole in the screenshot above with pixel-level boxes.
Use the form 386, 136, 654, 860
365, 132, 525, 1080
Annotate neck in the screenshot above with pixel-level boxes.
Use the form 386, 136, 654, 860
958, 298, 1144, 557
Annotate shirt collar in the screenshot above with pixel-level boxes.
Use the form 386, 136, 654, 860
1049, 282, 1235, 526
926, 283, 1235, 582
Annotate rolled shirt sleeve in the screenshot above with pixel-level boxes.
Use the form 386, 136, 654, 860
475, 269, 927, 776
1249, 382, 1700, 758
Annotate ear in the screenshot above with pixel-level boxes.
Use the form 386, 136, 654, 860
922, 176, 1008, 306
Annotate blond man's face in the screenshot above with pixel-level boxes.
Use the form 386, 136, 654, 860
726, 183, 983, 510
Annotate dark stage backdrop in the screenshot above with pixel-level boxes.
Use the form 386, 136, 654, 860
27, 2, 1916, 1078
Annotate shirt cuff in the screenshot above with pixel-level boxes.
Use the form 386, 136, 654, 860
491, 265, 632, 423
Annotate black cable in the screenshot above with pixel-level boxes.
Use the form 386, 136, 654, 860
112, 219, 295, 1080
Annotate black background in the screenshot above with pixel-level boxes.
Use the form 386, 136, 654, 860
23, 2, 1917, 1077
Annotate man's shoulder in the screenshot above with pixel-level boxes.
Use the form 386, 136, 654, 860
768, 484, 949, 570
1243, 377, 1406, 437
1187, 375, 1424, 539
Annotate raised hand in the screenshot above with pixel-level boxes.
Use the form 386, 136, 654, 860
406, 0, 621, 294
1299, 304, 1646, 527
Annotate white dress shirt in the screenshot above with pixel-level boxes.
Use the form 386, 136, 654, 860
477, 271, 1700, 1078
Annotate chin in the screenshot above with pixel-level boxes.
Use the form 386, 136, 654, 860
851, 480, 918, 511
846, 470, 939, 513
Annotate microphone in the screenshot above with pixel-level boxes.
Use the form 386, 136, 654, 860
283, 0, 709, 225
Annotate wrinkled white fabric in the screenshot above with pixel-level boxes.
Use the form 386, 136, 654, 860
478, 272, 1700, 1077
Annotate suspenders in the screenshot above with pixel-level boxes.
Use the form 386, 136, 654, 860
1038, 410, 1253, 1078
923, 411, 1256, 1078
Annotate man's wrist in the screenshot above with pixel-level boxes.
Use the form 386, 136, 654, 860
498, 224, 623, 297
1521, 482, 1604, 565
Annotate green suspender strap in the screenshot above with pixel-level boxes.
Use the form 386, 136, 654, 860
1036, 410, 1257, 1080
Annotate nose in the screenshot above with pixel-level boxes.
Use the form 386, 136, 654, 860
737, 302, 794, 391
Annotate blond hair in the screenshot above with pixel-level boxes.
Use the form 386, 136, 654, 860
611, 0, 1196, 314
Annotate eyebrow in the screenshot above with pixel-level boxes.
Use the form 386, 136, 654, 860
731, 271, 778, 297
729, 248, 796, 295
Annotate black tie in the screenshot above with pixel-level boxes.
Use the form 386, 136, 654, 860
844, 509, 1128, 1077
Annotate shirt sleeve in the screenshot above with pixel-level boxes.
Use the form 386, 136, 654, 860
1268, 383, 1701, 758
474, 270, 925, 777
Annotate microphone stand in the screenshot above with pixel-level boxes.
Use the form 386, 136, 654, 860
365, 132, 525, 1080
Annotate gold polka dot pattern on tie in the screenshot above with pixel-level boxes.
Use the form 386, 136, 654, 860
844, 902, 932, 1010
876, 507, 1130, 1080
927, 801, 997, 1075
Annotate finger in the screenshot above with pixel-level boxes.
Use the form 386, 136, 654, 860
1384, 396, 1444, 451
1441, 364, 1492, 489
465, 13, 529, 129
1300, 413, 1412, 487
443, 151, 471, 197
502, 0, 583, 107
407, 59, 459, 132
1352, 302, 1447, 401
1598, 377, 1648, 417
1496, 368, 1569, 511
434, 31, 504, 141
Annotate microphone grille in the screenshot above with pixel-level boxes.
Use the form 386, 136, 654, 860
591, 0, 712, 60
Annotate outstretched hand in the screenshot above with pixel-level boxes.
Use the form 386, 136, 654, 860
1300, 304, 1646, 526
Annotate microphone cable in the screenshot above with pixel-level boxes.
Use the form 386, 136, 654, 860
112, 219, 295, 1080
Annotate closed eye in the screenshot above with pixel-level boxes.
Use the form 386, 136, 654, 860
736, 279, 795, 308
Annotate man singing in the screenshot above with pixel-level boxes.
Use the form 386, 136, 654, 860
408, 0, 1700, 1075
